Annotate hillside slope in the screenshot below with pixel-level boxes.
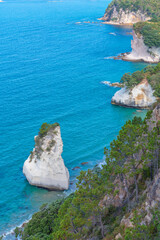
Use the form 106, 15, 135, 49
14, 104, 160, 240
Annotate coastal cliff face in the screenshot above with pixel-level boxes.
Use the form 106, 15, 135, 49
111, 79, 156, 108
123, 31, 160, 63
101, 6, 150, 24
101, 105, 160, 239
23, 124, 69, 190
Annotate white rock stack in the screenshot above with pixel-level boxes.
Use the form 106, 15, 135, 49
123, 31, 160, 63
111, 79, 156, 109
23, 123, 69, 190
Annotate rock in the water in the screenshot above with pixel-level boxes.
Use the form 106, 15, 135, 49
102, 81, 123, 88
23, 123, 69, 190
81, 162, 88, 165
111, 79, 156, 109
72, 166, 80, 170
122, 31, 160, 63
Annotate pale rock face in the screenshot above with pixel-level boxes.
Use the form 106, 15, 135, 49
23, 126, 69, 190
123, 31, 160, 63
148, 104, 160, 131
101, 7, 150, 24
111, 79, 156, 109
115, 233, 123, 240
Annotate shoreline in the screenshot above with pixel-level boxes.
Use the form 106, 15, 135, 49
98, 18, 134, 26
111, 101, 151, 110
103, 21, 133, 26
113, 52, 160, 64
2, 218, 31, 240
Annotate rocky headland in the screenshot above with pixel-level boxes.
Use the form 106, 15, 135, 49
111, 79, 156, 109
100, 0, 153, 25
122, 30, 160, 63
23, 123, 69, 190
110, 62, 160, 109
101, 7, 150, 25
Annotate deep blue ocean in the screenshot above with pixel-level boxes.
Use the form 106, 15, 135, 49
0, 0, 148, 237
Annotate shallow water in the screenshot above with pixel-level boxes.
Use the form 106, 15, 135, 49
0, 0, 148, 237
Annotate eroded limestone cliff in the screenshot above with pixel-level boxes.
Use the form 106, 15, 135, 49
101, 6, 150, 25
123, 31, 160, 63
111, 79, 156, 109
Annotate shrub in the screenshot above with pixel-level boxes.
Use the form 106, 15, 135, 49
39, 123, 59, 137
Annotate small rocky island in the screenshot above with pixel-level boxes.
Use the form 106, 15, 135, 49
23, 123, 69, 190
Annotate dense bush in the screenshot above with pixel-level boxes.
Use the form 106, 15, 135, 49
125, 208, 160, 240
120, 70, 144, 88
106, 0, 160, 16
39, 122, 59, 137
22, 200, 64, 240
134, 21, 160, 48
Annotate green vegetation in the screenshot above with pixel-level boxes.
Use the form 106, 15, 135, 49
133, 21, 160, 48
125, 208, 160, 240
19, 110, 160, 240
16, 199, 66, 240
106, 0, 160, 17
39, 122, 59, 138
120, 63, 160, 97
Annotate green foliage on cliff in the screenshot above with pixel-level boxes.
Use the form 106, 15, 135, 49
106, 0, 160, 17
120, 70, 144, 88
125, 208, 160, 240
39, 122, 59, 137
20, 199, 66, 240
20, 110, 160, 240
133, 21, 160, 48
120, 63, 160, 97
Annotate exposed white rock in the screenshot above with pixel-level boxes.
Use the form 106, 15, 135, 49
115, 233, 123, 239
111, 79, 156, 109
101, 7, 150, 25
123, 31, 160, 63
23, 124, 69, 190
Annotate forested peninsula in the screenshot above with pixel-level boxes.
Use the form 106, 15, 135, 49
4, 1, 160, 240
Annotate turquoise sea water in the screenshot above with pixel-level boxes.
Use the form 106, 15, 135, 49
0, 0, 148, 237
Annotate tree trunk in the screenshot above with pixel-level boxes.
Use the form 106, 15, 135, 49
156, 145, 159, 175
123, 175, 130, 211
134, 175, 138, 202
99, 213, 104, 238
